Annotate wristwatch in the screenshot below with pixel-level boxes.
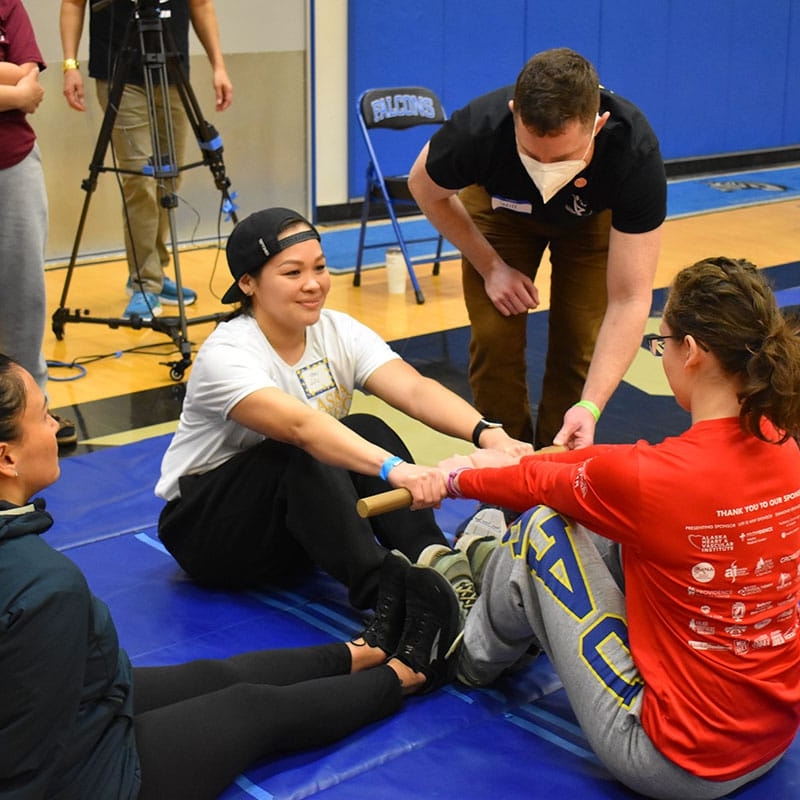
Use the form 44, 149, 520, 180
471, 417, 503, 448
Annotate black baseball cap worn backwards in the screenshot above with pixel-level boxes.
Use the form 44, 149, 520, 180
222, 207, 321, 303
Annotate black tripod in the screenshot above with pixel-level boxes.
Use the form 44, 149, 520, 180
52, 0, 238, 381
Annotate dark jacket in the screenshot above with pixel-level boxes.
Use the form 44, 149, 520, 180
0, 499, 139, 799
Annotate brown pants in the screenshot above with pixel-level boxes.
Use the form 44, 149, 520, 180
460, 185, 611, 447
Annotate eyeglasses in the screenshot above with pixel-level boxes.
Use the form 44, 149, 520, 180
642, 333, 682, 357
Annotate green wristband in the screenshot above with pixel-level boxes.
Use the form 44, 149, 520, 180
574, 399, 601, 422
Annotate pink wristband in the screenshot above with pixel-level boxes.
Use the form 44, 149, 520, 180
446, 466, 471, 498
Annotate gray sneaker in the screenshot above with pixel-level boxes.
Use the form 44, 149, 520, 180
460, 506, 509, 540
456, 533, 500, 594
417, 544, 478, 623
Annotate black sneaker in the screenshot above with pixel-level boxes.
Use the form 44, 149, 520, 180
394, 565, 462, 694
357, 550, 412, 655
53, 414, 77, 448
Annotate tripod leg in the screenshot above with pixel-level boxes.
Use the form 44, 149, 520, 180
53, 20, 138, 333
134, 19, 192, 362
162, 23, 238, 223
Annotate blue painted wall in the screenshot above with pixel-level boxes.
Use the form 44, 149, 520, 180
348, 0, 800, 201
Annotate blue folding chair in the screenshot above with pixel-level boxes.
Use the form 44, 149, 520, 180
354, 86, 460, 304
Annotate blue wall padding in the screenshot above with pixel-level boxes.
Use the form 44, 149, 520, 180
322, 168, 800, 272
347, 0, 800, 198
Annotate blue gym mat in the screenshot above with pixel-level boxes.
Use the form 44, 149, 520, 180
42, 437, 800, 799
320, 165, 800, 273
39, 261, 800, 798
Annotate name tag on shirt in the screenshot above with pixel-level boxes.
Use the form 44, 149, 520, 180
297, 358, 336, 399
491, 195, 533, 214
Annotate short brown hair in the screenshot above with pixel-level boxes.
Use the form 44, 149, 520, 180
513, 48, 600, 134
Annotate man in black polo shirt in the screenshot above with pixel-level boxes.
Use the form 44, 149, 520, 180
409, 48, 666, 450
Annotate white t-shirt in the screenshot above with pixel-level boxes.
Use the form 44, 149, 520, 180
155, 310, 400, 500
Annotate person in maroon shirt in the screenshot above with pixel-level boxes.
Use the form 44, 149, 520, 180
0, 0, 77, 447
0, 3, 47, 413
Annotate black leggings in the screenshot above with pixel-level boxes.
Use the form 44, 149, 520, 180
158, 413, 448, 609
133, 643, 402, 799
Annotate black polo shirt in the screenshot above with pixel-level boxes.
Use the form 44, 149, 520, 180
88, 0, 190, 85
426, 86, 667, 233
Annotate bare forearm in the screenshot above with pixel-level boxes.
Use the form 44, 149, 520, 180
429, 196, 505, 279
289, 411, 393, 475
0, 63, 24, 86
232, 392, 391, 477
0, 66, 43, 113
392, 375, 482, 442
582, 296, 651, 409
59, 0, 85, 59
582, 226, 662, 409
408, 149, 501, 279
0, 86, 22, 111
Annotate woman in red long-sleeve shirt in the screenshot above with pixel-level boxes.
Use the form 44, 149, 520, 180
441, 257, 800, 799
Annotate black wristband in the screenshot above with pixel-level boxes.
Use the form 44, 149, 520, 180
471, 418, 503, 448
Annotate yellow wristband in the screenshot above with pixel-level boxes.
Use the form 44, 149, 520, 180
62, 58, 80, 73
574, 399, 601, 422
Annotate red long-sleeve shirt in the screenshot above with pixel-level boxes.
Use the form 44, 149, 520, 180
458, 418, 800, 780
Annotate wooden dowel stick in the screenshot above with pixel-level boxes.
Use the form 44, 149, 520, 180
356, 445, 566, 518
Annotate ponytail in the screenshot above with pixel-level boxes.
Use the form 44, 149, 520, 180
664, 257, 800, 442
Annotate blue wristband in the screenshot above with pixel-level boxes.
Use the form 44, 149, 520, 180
379, 455, 404, 481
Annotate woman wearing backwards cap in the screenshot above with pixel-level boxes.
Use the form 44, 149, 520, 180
156, 207, 532, 611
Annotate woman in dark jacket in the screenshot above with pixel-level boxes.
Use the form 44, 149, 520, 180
0, 354, 461, 799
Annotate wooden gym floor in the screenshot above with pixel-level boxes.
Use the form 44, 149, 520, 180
43, 198, 799, 447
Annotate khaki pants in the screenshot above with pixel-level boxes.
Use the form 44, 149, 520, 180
460, 184, 611, 447
96, 80, 189, 294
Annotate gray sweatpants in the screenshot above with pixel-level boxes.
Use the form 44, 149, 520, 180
459, 505, 780, 800
0, 145, 48, 393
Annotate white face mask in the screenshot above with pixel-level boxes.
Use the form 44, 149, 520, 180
518, 121, 597, 203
